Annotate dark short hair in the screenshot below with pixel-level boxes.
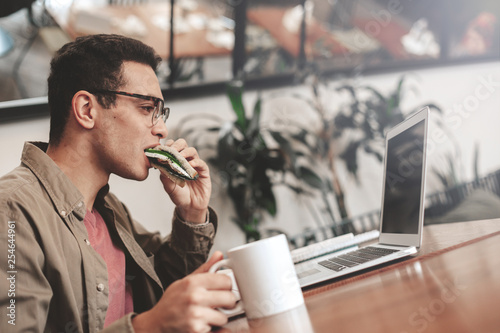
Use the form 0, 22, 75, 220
47, 34, 162, 145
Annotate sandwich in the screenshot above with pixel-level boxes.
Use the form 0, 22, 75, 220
145, 145, 199, 187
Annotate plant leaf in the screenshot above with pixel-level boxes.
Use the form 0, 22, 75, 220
246, 94, 262, 139
297, 166, 324, 189
339, 141, 361, 178
269, 131, 299, 171
227, 80, 247, 132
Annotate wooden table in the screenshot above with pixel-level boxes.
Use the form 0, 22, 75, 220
217, 218, 500, 332
44, 0, 231, 59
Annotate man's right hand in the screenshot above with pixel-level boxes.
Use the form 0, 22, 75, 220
132, 251, 237, 333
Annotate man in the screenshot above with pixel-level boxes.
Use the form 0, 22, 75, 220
0, 34, 236, 332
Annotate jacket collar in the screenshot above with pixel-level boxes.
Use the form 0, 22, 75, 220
22, 141, 87, 220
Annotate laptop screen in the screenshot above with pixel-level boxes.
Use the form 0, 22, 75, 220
381, 119, 426, 234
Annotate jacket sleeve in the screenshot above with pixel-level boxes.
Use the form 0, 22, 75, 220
100, 313, 136, 333
109, 194, 218, 288
153, 207, 218, 286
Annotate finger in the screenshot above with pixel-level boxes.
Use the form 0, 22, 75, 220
193, 251, 224, 274
204, 307, 230, 328
171, 138, 188, 151
183, 312, 212, 333
164, 139, 174, 146
206, 290, 238, 309
183, 288, 237, 311
186, 272, 233, 292
186, 306, 229, 329
180, 147, 200, 161
187, 158, 209, 175
159, 173, 178, 194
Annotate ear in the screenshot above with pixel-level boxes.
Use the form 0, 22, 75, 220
71, 90, 97, 130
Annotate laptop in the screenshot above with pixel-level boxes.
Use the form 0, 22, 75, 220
296, 106, 430, 288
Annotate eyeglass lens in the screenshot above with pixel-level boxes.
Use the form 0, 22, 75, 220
152, 100, 169, 125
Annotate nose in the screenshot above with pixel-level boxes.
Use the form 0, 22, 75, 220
152, 120, 168, 139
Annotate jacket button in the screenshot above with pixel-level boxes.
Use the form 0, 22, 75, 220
84, 239, 91, 246
97, 283, 105, 292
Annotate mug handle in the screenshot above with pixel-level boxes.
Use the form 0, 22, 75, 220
208, 258, 231, 273
209, 259, 245, 316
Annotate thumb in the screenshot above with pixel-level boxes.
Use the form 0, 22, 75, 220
193, 251, 224, 274
160, 173, 177, 193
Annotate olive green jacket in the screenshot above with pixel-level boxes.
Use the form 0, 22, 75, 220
0, 142, 217, 332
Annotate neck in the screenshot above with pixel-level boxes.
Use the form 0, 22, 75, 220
47, 139, 109, 211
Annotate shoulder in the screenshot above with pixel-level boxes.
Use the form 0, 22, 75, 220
0, 165, 38, 193
0, 165, 47, 221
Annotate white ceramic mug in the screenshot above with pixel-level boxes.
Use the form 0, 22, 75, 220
209, 234, 304, 319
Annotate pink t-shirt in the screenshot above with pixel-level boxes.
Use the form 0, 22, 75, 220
84, 209, 134, 327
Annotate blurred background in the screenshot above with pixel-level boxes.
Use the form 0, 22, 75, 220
1, 0, 499, 251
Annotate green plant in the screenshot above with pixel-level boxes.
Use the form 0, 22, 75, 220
177, 80, 323, 241
431, 143, 479, 189
177, 74, 449, 241
331, 76, 443, 179
284, 73, 444, 223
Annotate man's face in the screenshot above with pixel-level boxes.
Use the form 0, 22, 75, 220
94, 61, 168, 181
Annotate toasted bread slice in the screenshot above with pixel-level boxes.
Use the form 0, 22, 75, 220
145, 145, 198, 187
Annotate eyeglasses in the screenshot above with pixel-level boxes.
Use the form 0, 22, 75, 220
89, 90, 170, 126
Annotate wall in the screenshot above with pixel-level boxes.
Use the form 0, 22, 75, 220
1, 60, 499, 252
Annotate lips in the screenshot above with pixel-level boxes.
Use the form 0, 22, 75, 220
144, 144, 160, 168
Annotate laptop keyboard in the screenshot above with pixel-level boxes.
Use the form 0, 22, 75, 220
318, 246, 399, 272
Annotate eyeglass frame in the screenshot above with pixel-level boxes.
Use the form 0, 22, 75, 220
88, 89, 170, 126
